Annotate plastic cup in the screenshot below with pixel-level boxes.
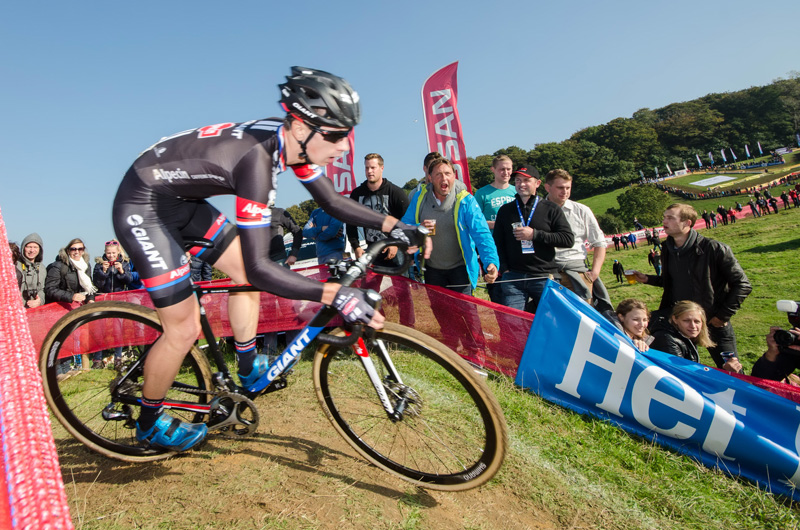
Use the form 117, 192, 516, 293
624, 270, 636, 284
426, 219, 436, 236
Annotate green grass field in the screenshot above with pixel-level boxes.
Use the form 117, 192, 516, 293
456, 199, 799, 527
483, 205, 800, 529
595, 205, 799, 370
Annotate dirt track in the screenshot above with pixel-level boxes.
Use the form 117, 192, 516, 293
56, 365, 556, 530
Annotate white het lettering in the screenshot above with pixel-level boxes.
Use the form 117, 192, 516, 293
701, 389, 745, 460
145, 250, 168, 270
554, 316, 635, 417
631, 366, 703, 439
789, 405, 800, 484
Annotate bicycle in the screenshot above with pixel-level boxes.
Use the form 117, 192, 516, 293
39, 235, 508, 491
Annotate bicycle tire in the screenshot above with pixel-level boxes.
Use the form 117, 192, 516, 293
39, 301, 214, 462
313, 323, 507, 491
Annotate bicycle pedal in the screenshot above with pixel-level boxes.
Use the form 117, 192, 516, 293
101, 403, 133, 422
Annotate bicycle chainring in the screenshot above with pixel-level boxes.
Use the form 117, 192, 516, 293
206, 392, 260, 437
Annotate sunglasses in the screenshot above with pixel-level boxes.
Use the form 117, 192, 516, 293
308, 124, 351, 144
68, 247, 85, 252
105, 239, 119, 246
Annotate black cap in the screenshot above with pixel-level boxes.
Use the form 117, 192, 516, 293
512, 166, 541, 180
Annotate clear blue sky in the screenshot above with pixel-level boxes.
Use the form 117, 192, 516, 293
2, 1, 798, 259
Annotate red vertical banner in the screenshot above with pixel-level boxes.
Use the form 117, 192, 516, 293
325, 130, 356, 197
421, 61, 471, 192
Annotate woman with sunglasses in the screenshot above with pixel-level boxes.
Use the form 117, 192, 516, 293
45, 238, 98, 373
111, 67, 430, 452
45, 238, 97, 305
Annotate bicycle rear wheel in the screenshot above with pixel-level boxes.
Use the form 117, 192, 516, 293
313, 323, 507, 491
39, 301, 214, 462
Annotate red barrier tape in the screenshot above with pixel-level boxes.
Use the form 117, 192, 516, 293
0, 208, 73, 530
26, 268, 532, 377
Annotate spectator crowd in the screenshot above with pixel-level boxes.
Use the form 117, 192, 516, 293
10, 152, 800, 384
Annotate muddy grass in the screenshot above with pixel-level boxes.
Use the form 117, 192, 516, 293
55, 362, 559, 530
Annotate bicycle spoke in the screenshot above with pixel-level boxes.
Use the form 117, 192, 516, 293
314, 323, 506, 490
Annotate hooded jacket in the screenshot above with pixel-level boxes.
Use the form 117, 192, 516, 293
16, 233, 46, 304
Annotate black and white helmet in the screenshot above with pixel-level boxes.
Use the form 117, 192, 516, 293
279, 66, 360, 129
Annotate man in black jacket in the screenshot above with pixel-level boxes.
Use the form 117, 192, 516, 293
633, 203, 752, 367
493, 166, 574, 314
346, 153, 410, 268
269, 207, 303, 267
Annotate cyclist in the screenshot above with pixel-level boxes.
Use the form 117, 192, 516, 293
113, 67, 429, 452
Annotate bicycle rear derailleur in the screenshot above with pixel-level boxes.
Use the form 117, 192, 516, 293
206, 392, 260, 437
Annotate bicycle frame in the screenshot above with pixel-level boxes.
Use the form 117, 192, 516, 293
114, 238, 414, 420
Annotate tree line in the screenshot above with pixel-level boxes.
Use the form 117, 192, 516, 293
286, 73, 800, 228
468, 72, 800, 198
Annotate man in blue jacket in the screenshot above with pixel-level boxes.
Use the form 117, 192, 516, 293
303, 207, 345, 265
402, 158, 498, 294
401, 157, 498, 360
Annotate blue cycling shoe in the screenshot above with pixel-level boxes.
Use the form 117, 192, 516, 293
237, 353, 269, 388
135, 413, 208, 452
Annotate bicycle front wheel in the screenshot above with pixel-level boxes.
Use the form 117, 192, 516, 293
313, 323, 507, 491
39, 301, 214, 462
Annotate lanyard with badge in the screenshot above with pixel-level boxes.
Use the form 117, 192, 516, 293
515, 196, 538, 254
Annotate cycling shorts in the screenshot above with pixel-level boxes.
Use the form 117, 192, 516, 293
113, 179, 237, 308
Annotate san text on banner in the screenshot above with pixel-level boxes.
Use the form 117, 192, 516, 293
421, 61, 471, 192
325, 130, 356, 197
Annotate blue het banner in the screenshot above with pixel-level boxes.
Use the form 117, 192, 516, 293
515, 281, 800, 501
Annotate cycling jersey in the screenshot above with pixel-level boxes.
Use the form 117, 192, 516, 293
113, 118, 386, 308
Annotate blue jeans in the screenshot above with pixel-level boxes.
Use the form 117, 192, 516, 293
499, 272, 549, 314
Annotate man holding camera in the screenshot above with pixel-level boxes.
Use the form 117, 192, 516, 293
16, 233, 47, 308
750, 302, 800, 382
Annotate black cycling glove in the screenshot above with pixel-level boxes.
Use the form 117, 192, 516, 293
332, 286, 378, 325
389, 221, 427, 247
